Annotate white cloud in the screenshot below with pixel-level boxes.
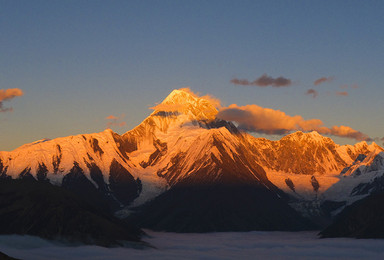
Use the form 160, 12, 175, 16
2, 231, 384, 260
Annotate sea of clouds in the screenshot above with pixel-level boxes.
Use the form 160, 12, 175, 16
1, 231, 384, 260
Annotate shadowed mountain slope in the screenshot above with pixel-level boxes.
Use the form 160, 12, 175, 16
0, 179, 146, 247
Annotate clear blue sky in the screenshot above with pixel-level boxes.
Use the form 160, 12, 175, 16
1, 0, 383, 151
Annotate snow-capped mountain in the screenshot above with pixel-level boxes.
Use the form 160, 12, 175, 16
323, 152, 384, 207
0, 88, 383, 230
0, 129, 152, 211
0, 88, 259, 212
245, 131, 382, 200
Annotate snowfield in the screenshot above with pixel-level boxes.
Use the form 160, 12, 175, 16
1, 230, 384, 260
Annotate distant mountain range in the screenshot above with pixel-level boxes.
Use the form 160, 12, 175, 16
1, 88, 383, 242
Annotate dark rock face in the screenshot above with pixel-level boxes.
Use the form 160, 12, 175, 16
52, 145, 62, 174
112, 132, 138, 160
205, 119, 240, 134
130, 183, 316, 233
0, 179, 145, 247
18, 167, 34, 181
61, 162, 111, 212
109, 159, 141, 206
89, 137, 104, 157
311, 176, 320, 192
140, 139, 167, 168
0, 158, 9, 179
60, 161, 140, 212
285, 178, 295, 192
320, 192, 384, 238
0, 158, 4, 174
36, 163, 48, 181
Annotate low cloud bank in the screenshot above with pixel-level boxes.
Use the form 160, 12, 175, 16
2, 231, 384, 260
147, 88, 371, 142
217, 104, 371, 141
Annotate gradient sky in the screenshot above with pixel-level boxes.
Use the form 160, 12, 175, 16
1, 0, 384, 151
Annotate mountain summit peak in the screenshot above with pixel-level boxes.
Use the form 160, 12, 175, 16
162, 88, 195, 104
151, 88, 219, 121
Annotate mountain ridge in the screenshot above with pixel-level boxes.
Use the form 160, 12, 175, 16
1, 88, 383, 233
1, 89, 382, 202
